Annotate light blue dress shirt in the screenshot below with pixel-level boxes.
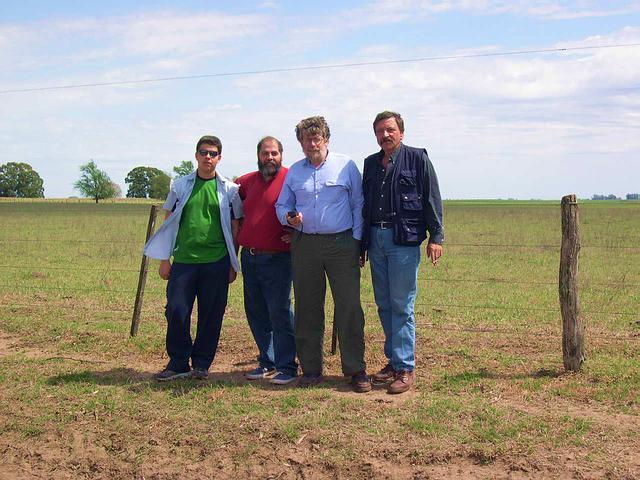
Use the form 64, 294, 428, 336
275, 151, 364, 240
143, 171, 243, 272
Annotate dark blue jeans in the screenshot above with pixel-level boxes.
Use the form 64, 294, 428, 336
241, 249, 297, 376
165, 257, 230, 372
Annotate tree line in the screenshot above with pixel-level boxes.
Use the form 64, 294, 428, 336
592, 194, 640, 200
0, 160, 195, 202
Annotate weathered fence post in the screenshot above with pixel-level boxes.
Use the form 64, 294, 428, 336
130, 204, 159, 337
559, 194, 585, 371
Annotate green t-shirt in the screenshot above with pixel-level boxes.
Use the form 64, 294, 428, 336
172, 176, 228, 263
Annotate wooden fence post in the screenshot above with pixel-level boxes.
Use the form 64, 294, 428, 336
130, 204, 159, 337
559, 194, 585, 371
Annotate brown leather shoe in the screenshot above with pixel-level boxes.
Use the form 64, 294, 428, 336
371, 364, 395, 385
387, 370, 415, 394
351, 371, 372, 393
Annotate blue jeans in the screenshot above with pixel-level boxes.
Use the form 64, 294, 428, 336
368, 227, 420, 372
165, 257, 230, 372
241, 249, 297, 376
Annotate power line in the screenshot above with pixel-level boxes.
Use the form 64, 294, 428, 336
2, 43, 639, 95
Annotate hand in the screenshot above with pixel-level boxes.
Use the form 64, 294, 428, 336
159, 260, 172, 280
359, 251, 367, 268
286, 212, 303, 227
280, 231, 292, 244
426, 243, 443, 266
229, 268, 238, 284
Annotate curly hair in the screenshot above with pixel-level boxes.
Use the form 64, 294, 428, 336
295, 116, 331, 142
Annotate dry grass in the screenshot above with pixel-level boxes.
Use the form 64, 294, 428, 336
0, 199, 638, 479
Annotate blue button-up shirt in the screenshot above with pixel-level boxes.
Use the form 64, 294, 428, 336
275, 151, 364, 240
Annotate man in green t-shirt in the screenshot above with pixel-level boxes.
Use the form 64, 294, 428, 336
144, 135, 242, 381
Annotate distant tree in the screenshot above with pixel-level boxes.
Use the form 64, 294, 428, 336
111, 182, 123, 198
626, 193, 639, 200
592, 194, 619, 200
149, 171, 171, 199
0, 162, 44, 198
74, 160, 117, 203
125, 166, 170, 198
173, 160, 194, 178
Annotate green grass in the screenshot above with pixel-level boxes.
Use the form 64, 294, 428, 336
0, 198, 639, 477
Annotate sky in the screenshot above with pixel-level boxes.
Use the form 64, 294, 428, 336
1, 0, 639, 199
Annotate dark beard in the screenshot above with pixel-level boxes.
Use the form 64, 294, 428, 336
258, 160, 280, 179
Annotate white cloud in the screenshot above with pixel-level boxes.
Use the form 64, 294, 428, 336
0, 10, 269, 86
344, 0, 640, 25
1, 5, 639, 199
118, 11, 268, 56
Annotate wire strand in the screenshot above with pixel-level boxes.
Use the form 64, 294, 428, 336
1, 43, 639, 95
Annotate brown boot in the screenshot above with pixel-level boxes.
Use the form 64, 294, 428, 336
387, 370, 415, 394
371, 364, 395, 385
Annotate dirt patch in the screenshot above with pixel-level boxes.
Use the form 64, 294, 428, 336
1, 331, 639, 480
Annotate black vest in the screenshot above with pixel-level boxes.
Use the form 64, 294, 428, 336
362, 144, 429, 250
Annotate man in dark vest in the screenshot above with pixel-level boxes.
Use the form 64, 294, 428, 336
361, 111, 444, 394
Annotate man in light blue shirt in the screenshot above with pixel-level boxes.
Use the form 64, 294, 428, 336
275, 116, 370, 393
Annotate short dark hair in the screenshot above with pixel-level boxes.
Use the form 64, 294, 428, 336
256, 136, 283, 156
295, 116, 330, 142
196, 135, 222, 154
373, 111, 404, 133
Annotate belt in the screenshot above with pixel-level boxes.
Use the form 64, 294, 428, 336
301, 229, 352, 237
245, 247, 283, 256
371, 221, 393, 230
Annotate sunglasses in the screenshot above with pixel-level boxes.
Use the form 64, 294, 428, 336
198, 150, 220, 158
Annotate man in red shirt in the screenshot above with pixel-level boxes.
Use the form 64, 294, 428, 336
237, 136, 298, 384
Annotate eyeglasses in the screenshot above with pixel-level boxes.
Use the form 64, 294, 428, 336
302, 136, 325, 145
198, 150, 220, 158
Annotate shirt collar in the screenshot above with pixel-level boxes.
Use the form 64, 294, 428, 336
305, 150, 329, 169
378, 143, 402, 165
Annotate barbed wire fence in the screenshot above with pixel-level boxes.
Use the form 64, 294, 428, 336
1, 199, 638, 369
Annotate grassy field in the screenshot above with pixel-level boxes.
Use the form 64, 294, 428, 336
0, 199, 638, 479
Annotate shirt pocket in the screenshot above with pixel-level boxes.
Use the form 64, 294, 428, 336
398, 169, 417, 188
323, 179, 348, 204
292, 182, 314, 207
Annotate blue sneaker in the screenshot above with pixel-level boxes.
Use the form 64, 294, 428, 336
270, 372, 297, 385
246, 367, 277, 380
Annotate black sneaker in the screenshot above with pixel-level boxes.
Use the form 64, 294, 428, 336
154, 368, 191, 382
